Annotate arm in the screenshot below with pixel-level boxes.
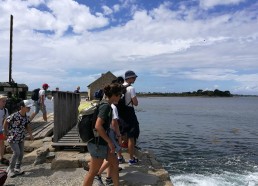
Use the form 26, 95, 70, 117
129, 86, 138, 106
40, 94, 45, 106
95, 117, 115, 153
131, 96, 138, 106
112, 119, 122, 145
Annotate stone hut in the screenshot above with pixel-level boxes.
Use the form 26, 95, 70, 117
87, 71, 116, 100
0, 82, 28, 99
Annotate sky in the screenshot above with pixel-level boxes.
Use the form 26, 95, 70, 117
0, 0, 258, 95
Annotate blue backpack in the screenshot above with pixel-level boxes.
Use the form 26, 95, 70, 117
94, 89, 104, 99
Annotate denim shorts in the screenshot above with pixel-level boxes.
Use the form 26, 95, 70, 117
87, 142, 108, 159
34, 101, 46, 114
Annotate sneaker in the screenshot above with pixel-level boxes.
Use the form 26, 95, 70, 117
106, 177, 113, 186
8, 170, 16, 178
94, 175, 104, 186
118, 156, 125, 164
128, 157, 139, 165
14, 168, 24, 175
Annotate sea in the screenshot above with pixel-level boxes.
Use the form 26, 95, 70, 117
136, 97, 258, 186
42, 96, 258, 186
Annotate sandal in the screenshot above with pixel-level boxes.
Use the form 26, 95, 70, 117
0, 158, 9, 166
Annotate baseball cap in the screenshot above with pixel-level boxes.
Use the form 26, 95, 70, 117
42, 83, 49, 88
125, 70, 138, 79
0, 95, 7, 100
23, 100, 33, 107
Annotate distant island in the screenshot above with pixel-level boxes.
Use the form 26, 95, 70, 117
138, 89, 233, 97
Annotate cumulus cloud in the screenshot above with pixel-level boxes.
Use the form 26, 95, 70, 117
0, 0, 257, 94
199, 0, 246, 9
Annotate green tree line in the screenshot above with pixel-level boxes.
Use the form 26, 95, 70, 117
138, 89, 232, 97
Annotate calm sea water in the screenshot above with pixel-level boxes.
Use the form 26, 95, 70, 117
136, 97, 258, 186
42, 96, 258, 185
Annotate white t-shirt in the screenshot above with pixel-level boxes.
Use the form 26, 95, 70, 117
111, 104, 119, 120
123, 82, 136, 106
111, 104, 119, 131
39, 89, 46, 103
0, 108, 8, 131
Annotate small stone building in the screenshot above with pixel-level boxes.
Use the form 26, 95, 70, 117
0, 82, 28, 99
87, 71, 117, 100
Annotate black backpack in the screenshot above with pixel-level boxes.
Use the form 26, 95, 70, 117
116, 84, 131, 118
31, 88, 40, 101
77, 103, 101, 143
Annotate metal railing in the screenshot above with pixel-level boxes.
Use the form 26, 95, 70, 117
52, 91, 80, 142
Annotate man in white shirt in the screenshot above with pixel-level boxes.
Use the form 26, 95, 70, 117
122, 70, 140, 165
30, 83, 49, 122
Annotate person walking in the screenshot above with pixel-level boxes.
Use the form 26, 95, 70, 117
122, 70, 140, 165
30, 83, 49, 122
3, 100, 34, 178
0, 95, 9, 165
83, 83, 122, 186
94, 103, 124, 185
74, 86, 80, 93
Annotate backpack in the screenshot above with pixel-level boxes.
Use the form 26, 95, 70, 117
31, 88, 40, 101
94, 89, 104, 100
116, 84, 131, 117
77, 103, 100, 143
0, 169, 7, 186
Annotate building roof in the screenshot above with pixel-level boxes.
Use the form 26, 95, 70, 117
87, 71, 116, 87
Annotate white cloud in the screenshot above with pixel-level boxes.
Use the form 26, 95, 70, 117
0, 0, 257, 94
102, 5, 113, 15
113, 4, 120, 12
46, 0, 109, 35
199, 0, 246, 9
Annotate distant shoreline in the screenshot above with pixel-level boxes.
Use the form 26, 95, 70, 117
137, 94, 258, 97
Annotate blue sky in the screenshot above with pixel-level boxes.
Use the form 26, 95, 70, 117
0, 0, 257, 95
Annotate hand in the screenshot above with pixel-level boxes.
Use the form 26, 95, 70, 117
108, 141, 115, 154
118, 137, 122, 146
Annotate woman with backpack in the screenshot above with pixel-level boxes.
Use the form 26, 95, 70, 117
83, 83, 122, 186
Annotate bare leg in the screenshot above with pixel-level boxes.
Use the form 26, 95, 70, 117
43, 113, 47, 122
97, 160, 109, 175
83, 157, 104, 186
107, 151, 119, 186
30, 112, 37, 121
128, 137, 135, 160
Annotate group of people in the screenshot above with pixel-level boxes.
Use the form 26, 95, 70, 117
0, 70, 140, 186
83, 70, 140, 186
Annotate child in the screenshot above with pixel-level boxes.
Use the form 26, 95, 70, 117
3, 100, 34, 178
